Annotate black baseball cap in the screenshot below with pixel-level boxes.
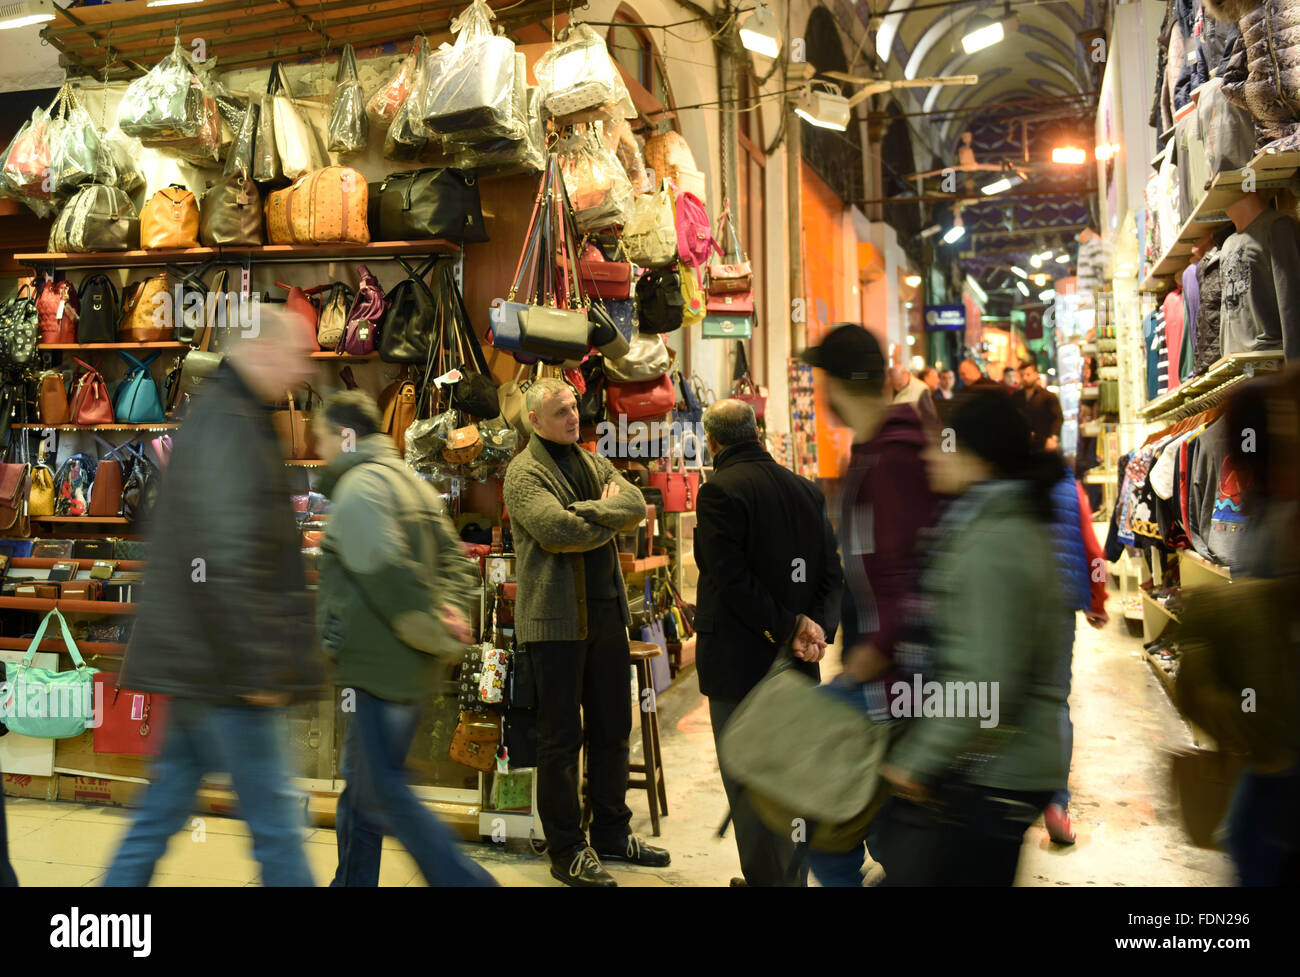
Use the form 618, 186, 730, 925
799, 323, 887, 381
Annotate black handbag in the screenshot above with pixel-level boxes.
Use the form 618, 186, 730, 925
379, 256, 442, 364
165, 263, 213, 345
373, 168, 489, 243
77, 274, 120, 344
578, 356, 605, 427
636, 267, 685, 334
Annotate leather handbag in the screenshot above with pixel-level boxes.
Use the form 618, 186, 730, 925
701, 313, 753, 340
339, 265, 385, 355
113, 351, 166, 423
604, 331, 670, 382
373, 168, 489, 243
298, 165, 370, 245
140, 184, 200, 250
499, 363, 536, 439
379, 256, 441, 363
378, 377, 418, 456
92, 672, 171, 755
268, 62, 326, 181
733, 375, 766, 421
165, 263, 213, 345
77, 273, 120, 343
36, 278, 78, 345
49, 184, 139, 253
316, 282, 354, 349
0, 463, 30, 539
706, 290, 755, 315
70, 357, 114, 425
88, 453, 124, 518
119, 275, 173, 343
635, 266, 685, 334
576, 242, 633, 301
450, 711, 501, 771
621, 179, 678, 267
648, 449, 700, 512
518, 306, 588, 362
272, 387, 318, 460
442, 424, 484, 464
275, 281, 327, 349
38, 370, 70, 425
606, 373, 675, 422
29, 456, 55, 518
199, 172, 263, 246
0, 609, 101, 739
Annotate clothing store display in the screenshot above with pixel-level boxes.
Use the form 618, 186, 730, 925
1194, 245, 1225, 373
1162, 287, 1186, 392
1219, 208, 1300, 359
1180, 263, 1200, 384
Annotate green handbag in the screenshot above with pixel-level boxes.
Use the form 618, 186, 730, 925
701, 312, 753, 340
1, 608, 101, 739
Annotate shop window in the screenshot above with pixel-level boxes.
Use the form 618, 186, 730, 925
607, 8, 676, 135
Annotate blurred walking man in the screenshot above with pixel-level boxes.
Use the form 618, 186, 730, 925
694, 399, 844, 886
106, 307, 323, 886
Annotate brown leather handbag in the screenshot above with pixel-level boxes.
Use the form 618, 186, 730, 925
119, 275, 173, 343
442, 425, 483, 465
449, 712, 501, 771
70, 357, 115, 425
0, 463, 31, 539
140, 184, 200, 250
88, 457, 124, 517
272, 388, 319, 460
378, 377, 418, 456
38, 370, 70, 425
199, 173, 263, 247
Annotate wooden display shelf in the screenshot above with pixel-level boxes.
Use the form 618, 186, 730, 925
0, 597, 137, 615
1140, 148, 1300, 291
1180, 549, 1233, 584
1138, 350, 1284, 424
1084, 469, 1116, 485
0, 637, 126, 655
31, 516, 131, 524
39, 342, 187, 350
15, 239, 462, 269
11, 558, 146, 572
16, 423, 180, 431
310, 351, 379, 361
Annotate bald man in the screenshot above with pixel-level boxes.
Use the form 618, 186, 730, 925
694, 399, 844, 886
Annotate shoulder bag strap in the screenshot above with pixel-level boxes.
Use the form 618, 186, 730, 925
24, 608, 90, 669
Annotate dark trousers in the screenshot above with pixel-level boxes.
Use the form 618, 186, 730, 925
530, 598, 633, 858
0, 760, 17, 887
710, 697, 806, 886
871, 785, 1053, 886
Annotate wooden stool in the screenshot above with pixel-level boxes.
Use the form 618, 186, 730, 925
581, 640, 670, 837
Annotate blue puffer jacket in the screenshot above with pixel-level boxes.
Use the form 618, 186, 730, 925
1050, 469, 1092, 613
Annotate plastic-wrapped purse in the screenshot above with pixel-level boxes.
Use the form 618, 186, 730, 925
117, 38, 206, 144
450, 79, 543, 173
367, 38, 423, 126
1, 106, 56, 217
384, 38, 432, 160
406, 409, 458, 476
328, 44, 368, 155
535, 23, 634, 120
104, 126, 145, 194
48, 93, 114, 196
420, 0, 519, 140
559, 125, 633, 232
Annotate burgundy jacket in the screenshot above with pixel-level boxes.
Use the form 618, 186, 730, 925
839, 405, 939, 661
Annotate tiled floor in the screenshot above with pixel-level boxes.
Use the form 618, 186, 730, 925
3, 604, 1235, 886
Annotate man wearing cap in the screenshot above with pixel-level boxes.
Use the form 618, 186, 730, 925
799, 323, 941, 886
694, 398, 844, 887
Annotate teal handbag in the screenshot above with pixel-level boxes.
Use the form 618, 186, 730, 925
701, 313, 752, 340
113, 350, 165, 423
1, 608, 101, 738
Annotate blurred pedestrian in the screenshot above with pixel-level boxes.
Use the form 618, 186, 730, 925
0, 720, 16, 886
314, 391, 496, 887
1012, 359, 1062, 451
890, 365, 939, 428
694, 399, 843, 886
937, 369, 956, 400
918, 367, 940, 395
502, 378, 668, 887
105, 306, 324, 887
957, 358, 998, 391
871, 388, 1067, 886
798, 324, 939, 886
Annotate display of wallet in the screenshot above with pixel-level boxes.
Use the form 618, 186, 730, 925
48, 561, 79, 582
31, 539, 75, 559
90, 560, 118, 580
15, 582, 61, 599
73, 539, 117, 560
58, 580, 104, 601
103, 576, 142, 603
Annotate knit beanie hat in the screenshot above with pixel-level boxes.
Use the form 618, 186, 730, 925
948, 386, 1034, 476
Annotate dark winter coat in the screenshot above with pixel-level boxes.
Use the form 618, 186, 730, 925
121, 361, 324, 703
1208, 0, 1300, 153
1194, 244, 1226, 374
693, 440, 843, 702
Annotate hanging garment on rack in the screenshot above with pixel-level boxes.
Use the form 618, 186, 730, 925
1144, 309, 1169, 401
1193, 244, 1225, 374
1162, 286, 1186, 392
1180, 262, 1200, 384
1219, 208, 1300, 360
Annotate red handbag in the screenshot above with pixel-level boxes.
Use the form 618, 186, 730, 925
70, 357, 115, 425
606, 373, 675, 422
576, 244, 633, 301
706, 290, 754, 315
733, 376, 766, 421
648, 451, 700, 512
36, 279, 78, 345
92, 672, 171, 756
275, 281, 329, 350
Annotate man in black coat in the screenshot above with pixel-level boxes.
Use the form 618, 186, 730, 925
105, 306, 325, 887
694, 399, 844, 886
1012, 358, 1064, 451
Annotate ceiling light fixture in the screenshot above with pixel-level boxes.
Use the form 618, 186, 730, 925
942, 220, 966, 245
1033, 273, 1049, 286
1016, 280, 1030, 297
904, 273, 922, 287
1039, 289, 1056, 301
961, 15, 1004, 55
1095, 143, 1120, 161
1052, 146, 1087, 165
795, 82, 851, 131
1055, 253, 1070, 264
1010, 265, 1028, 278
919, 224, 942, 239
965, 274, 987, 305
738, 3, 781, 59
1030, 254, 1043, 269
0, 0, 55, 28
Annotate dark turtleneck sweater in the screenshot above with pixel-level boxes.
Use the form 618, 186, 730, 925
537, 435, 620, 600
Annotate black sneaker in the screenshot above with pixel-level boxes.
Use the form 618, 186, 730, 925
550, 846, 617, 888
594, 834, 671, 868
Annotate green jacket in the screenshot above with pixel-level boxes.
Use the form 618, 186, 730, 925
316, 436, 480, 702
889, 481, 1069, 792
502, 434, 645, 644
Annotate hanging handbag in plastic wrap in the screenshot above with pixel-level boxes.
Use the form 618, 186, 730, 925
535, 23, 637, 122
447, 56, 543, 172
420, 0, 520, 141
47, 87, 114, 196
384, 37, 433, 161
117, 38, 207, 145
328, 44, 368, 154
621, 179, 678, 267
367, 37, 424, 126
267, 62, 326, 180
0, 105, 55, 217
559, 124, 633, 232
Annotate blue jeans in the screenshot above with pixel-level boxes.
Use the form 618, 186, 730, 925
331, 688, 495, 887
1224, 763, 1300, 886
807, 843, 869, 887
104, 699, 312, 886
1052, 612, 1077, 809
